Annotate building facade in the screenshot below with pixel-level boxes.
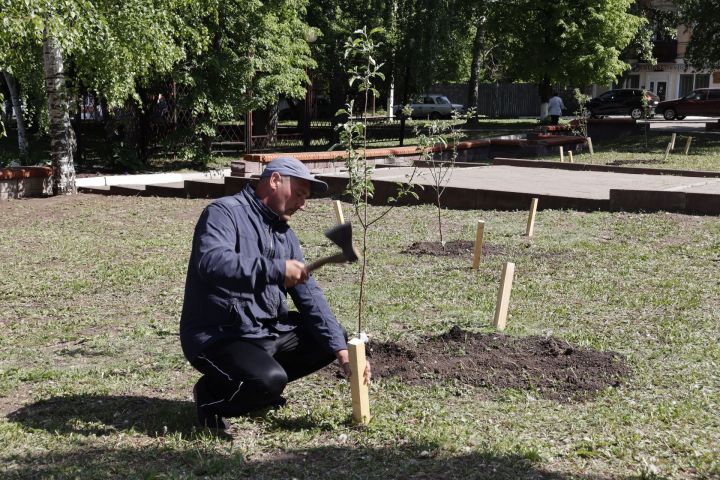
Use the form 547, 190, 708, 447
624, 0, 719, 101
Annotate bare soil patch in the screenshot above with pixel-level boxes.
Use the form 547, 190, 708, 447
404, 240, 507, 257
361, 326, 630, 401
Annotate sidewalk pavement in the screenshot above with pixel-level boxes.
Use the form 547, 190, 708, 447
75, 168, 231, 188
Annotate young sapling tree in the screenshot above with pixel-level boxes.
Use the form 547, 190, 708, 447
415, 112, 464, 247
336, 27, 418, 334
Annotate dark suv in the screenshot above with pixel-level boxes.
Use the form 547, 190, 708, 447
656, 88, 720, 120
585, 89, 660, 119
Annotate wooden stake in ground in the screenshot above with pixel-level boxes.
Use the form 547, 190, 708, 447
559, 147, 565, 163
525, 197, 539, 237
670, 133, 676, 150
587, 137, 594, 155
492, 262, 515, 331
568, 150, 574, 163
684, 136, 693, 155
348, 338, 371, 425
333, 200, 345, 225
663, 141, 672, 161
472, 220, 485, 270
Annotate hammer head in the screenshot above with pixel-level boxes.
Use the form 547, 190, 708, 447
325, 222, 359, 262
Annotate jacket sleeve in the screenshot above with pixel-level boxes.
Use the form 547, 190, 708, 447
192, 203, 286, 291
287, 231, 347, 353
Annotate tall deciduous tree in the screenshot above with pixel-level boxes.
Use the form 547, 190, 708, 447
173, 0, 314, 154
0, 0, 190, 192
679, 0, 720, 70
487, 0, 644, 114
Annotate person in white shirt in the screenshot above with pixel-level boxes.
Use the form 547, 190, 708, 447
548, 92, 565, 125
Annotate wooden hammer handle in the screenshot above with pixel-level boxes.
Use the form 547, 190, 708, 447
306, 252, 348, 273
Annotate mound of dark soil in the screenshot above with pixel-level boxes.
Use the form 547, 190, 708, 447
363, 326, 630, 402
404, 240, 507, 257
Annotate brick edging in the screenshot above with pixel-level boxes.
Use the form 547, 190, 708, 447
0, 166, 53, 180
244, 137, 585, 164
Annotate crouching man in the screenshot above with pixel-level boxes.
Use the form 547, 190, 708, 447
180, 157, 369, 430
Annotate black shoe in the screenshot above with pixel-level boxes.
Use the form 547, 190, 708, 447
193, 380, 231, 431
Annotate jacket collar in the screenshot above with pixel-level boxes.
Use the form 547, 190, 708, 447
241, 184, 288, 230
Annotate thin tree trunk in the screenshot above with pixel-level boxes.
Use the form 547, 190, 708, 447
466, 5, 486, 125
43, 29, 76, 195
2, 70, 30, 161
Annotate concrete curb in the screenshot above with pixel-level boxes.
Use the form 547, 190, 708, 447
76, 169, 231, 187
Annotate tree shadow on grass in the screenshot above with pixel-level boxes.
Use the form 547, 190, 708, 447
2, 442, 647, 480
7, 394, 196, 437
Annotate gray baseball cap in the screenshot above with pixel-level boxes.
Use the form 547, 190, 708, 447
260, 156, 328, 194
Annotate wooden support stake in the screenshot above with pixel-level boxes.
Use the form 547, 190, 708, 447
670, 133, 676, 150
348, 338, 371, 425
472, 220, 485, 270
492, 262, 515, 331
587, 136, 594, 155
559, 147, 564, 163
333, 200, 345, 225
525, 197, 539, 237
663, 141, 672, 161
568, 150, 574, 163
684, 136, 693, 155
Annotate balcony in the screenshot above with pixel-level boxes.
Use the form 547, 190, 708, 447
652, 40, 678, 62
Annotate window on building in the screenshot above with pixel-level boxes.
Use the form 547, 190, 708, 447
679, 74, 694, 96
695, 74, 710, 89
626, 75, 640, 88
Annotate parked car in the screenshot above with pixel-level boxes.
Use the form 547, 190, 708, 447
394, 94, 464, 119
585, 89, 659, 119
656, 88, 720, 120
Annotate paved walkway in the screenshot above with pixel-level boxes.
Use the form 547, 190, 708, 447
319, 164, 720, 214
352, 165, 720, 199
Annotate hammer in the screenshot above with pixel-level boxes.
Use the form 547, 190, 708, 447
306, 222, 359, 273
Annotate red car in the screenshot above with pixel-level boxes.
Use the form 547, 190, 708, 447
656, 88, 720, 120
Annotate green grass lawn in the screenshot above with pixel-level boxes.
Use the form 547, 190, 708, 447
537, 129, 720, 173
1, 194, 718, 479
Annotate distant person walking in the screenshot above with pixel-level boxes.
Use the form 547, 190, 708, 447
548, 92, 565, 125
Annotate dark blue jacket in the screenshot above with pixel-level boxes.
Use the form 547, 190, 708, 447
180, 185, 347, 361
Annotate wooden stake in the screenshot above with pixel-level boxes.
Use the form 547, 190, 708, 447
684, 136, 693, 155
568, 150, 574, 163
559, 147, 564, 163
348, 338, 371, 425
333, 200, 345, 225
525, 197, 539, 237
587, 137, 594, 155
492, 262, 515, 331
663, 141, 672, 161
472, 220, 485, 270
670, 133, 676, 150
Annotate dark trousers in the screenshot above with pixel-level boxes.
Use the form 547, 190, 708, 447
550, 115, 560, 125
191, 312, 339, 417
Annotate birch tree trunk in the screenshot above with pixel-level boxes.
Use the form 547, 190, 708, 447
2, 70, 30, 161
43, 29, 76, 195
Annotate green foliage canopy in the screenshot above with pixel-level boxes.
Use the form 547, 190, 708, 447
679, 0, 720, 70
487, 0, 645, 87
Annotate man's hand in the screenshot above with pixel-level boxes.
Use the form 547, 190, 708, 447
336, 349, 371, 384
284, 259, 309, 288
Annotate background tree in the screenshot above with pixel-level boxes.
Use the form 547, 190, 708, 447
487, 0, 645, 115
0, 0, 188, 193
1, 70, 29, 161
678, 0, 720, 70
173, 0, 313, 159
